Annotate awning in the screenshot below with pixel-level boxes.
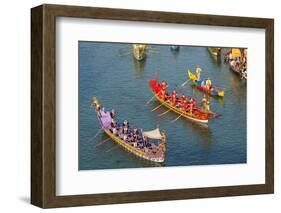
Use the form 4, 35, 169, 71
143, 128, 162, 140
231, 48, 241, 58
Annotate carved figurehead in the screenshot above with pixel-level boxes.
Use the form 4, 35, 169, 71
92, 96, 101, 111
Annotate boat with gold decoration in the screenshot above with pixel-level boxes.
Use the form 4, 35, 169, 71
132, 44, 146, 61
187, 70, 224, 97
208, 47, 221, 57
225, 48, 247, 79
92, 97, 166, 163
149, 77, 213, 124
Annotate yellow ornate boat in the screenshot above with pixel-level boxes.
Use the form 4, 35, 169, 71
92, 97, 166, 163
208, 47, 221, 56
132, 44, 146, 61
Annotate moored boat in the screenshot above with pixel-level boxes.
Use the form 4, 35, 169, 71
225, 48, 247, 80
92, 97, 166, 163
187, 70, 224, 97
207, 47, 221, 56
229, 62, 247, 79
132, 44, 146, 61
170, 45, 180, 51
149, 78, 211, 124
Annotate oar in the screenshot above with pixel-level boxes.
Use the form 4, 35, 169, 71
171, 112, 185, 123
181, 79, 190, 87
207, 110, 221, 119
213, 113, 221, 118
118, 51, 131, 57
210, 112, 221, 118
181, 68, 194, 87
151, 102, 165, 112
93, 128, 103, 138
158, 109, 171, 117
86, 128, 103, 143
148, 50, 159, 54
106, 145, 119, 153
95, 138, 111, 147
146, 96, 155, 104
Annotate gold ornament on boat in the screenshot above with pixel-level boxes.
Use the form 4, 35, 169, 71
92, 97, 100, 110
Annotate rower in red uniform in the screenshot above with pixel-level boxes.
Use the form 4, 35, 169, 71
159, 80, 168, 99
183, 101, 188, 111
172, 88, 177, 96
161, 81, 168, 91
181, 95, 187, 104
181, 95, 188, 111
188, 98, 195, 114
165, 92, 171, 102
172, 88, 177, 106
159, 88, 165, 99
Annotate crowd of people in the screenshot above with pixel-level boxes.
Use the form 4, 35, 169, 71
110, 117, 150, 150
224, 49, 247, 79
97, 106, 160, 154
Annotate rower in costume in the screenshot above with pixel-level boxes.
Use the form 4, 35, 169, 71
171, 88, 177, 106
196, 65, 202, 80
206, 78, 212, 90
188, 98, 195, 114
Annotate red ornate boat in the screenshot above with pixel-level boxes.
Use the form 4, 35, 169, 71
149, 77, 211, 124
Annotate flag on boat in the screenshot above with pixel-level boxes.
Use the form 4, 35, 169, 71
143, 128, 162, 139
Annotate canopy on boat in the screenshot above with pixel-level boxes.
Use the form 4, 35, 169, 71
231, 48, 241, 58
99, 110, 112, 129
143, 128, 162, 140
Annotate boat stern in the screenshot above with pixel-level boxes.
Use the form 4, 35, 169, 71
218, 91, 224, 97
153, 157, 165, 163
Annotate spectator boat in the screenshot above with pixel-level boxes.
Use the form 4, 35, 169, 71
207, 47, 221, 56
